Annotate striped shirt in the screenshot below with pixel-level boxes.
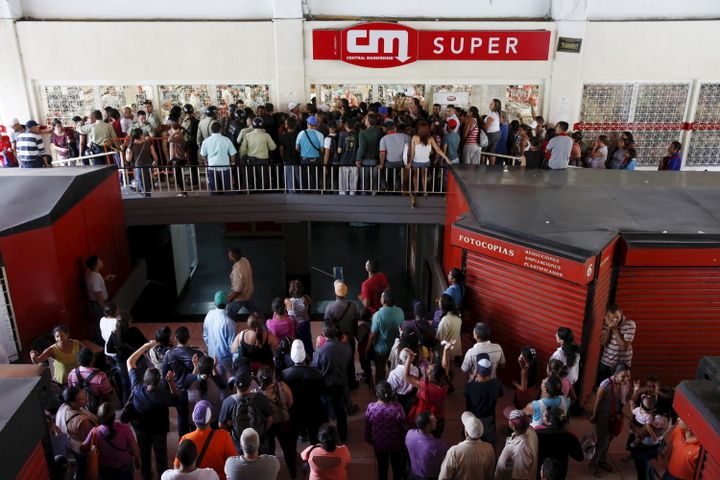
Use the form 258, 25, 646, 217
465, 123, 479, 145
16, 132, 45, 163
601, 318, 636, 368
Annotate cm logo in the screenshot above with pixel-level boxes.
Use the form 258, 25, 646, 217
341, 22, 418, 68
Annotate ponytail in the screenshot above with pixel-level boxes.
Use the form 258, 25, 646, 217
557, 327, 580, 368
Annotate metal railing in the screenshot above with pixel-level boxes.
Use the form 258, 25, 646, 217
115, 163, 449, 196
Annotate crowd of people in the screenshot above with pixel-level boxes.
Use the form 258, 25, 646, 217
1, 97, 685, 193
25, 248, 702, 480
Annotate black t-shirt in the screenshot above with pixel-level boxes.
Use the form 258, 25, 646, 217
107, 327, 147, 363
278, 131, 300, 165
162, 345, 204, 390
337, 131, 358, 166
463, 378, 504, 418
537, 429, 584, 479
280, 365, 327, 421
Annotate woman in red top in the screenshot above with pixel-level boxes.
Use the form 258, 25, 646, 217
402, 339, 454, 438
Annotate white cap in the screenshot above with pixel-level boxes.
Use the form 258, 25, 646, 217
290, 339, 306, 364
529, 120, 538, 129
10, 118, 20, 126
318, 104, 330, 113
288, 102, 298, 111
461, 412, 484, 440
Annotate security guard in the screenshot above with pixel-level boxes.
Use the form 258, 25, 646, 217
196, 105, 219, 148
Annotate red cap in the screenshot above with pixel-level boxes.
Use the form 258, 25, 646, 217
447, 119, 458, 129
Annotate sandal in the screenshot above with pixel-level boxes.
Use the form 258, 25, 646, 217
599, 462, 615, 473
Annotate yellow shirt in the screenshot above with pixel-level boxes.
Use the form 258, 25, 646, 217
51, 340, 81, 384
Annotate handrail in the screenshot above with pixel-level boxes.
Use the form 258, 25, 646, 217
52, 152, 118, 166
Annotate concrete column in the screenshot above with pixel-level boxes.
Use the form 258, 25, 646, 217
546, 0, 588, 125
273, 0, 306, 111
0, 17, 32, 123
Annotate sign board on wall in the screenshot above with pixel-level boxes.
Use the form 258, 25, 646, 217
557, 37, 582, 53
433, 91, 470, 109
313, 22, 552, 68
450, 225, 597, 285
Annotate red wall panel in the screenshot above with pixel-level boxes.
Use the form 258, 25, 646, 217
464, 252, 589, 387
443, 173, 470, 274
615, 267, 720, 386
0, 175, 132, 351
13, 442, 49, 480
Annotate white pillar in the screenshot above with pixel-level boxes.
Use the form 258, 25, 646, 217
0, 17, 32, 124
273, 0, 306, 111
546, 0, 588, 126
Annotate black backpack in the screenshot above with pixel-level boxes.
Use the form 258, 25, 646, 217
231, 393, 266, 440
74, 368, 102, 414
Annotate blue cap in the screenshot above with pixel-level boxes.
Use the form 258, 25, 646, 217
214, 290, 228, 305
25, 120, 39, 129
307, 115, 318, 126
379, 106, 389, 115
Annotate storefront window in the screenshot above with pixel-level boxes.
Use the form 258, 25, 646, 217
687, 83, 720, 167
317, 84, 373, 108
39, 85, 155, 125
158, 84, 213, 117
376, 84, 426, 109
216, 84, 271, 110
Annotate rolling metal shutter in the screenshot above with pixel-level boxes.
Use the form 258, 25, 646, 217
699, 449, 720, 480
579, 261, 614, 404
13, 442, 49, 480
464, 251, 589, 384
615, 267, 720, 386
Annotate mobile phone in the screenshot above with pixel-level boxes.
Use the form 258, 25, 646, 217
333, 266, 343, 282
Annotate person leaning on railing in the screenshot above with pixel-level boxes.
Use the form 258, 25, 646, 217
76, 110, 118, 166
125, 129, 158, 197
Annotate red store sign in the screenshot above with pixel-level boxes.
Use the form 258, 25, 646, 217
313, 22, 551, 68
450, 225, 596, 285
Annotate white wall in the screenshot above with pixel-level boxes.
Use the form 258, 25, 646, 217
18, 0, 273, 19
586, 0, 720, 20
16, 21, 276, 83
307, 0, 550, 19
581, 22, 719, 81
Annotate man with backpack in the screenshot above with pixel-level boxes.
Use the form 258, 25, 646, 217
219, 371, 274, 454
162, 326, 204, 436
67, 347, 112, 414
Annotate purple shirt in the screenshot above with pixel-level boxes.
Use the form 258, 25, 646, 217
83, 423, 135, 468
405, 429, 448, 478
364, 401, 406, 452
667, 152, 682, 171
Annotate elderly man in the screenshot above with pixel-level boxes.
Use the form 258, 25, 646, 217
77, 109, 117, 165
224, 428, 280, 480
439, 412, 495, 480
496, 410, 539, 480
16, 120, 50, 168
324, 280, 360, 388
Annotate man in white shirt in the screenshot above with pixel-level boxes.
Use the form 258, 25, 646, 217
546, 121, 573, 170
162, 439, 220, 480
85, 255, 114, 321
461, 322, 506, 379
99, 302, 119, 356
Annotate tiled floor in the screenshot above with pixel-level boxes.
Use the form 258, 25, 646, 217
136, 322, 664, 480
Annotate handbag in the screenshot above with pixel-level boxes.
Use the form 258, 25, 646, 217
119, 389, 137, 424
86, 430, 100, 480
478, 129, 489, 148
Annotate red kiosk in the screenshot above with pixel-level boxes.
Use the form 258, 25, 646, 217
444, 166, 720, 405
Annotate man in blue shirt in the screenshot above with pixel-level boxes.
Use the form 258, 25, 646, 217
368, 289, 405, 385
659, 141, 682, 171
202, 291, 236, 376
295, 115, 324, 189
162, 326, 203, 436
200, 121, 237, 193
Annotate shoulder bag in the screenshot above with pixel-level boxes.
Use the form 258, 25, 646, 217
196, 429, 216, 467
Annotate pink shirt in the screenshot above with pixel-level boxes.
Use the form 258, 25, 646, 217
67, 366, 112, 397
83, 423, 135, 468
301, 444, 351, 480
266, 314, 296, 339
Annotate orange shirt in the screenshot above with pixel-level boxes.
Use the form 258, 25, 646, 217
667, 426, 700, 480
174, 428, 237, 480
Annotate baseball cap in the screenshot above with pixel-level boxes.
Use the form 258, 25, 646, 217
461, 411, 484, 440
334, 280, 348, 297
476, 354, 492, 377
378, 106, 389, 115
192, 400, 213, 427
447, 119, 458, 130
506, 408, 530, 429
214, 290, 228, 306
288, 102, 298, 111
290, 339, 306, 364
307, 115, 318, 126
10, 118, 20, 127
25, 120, 39, 129
236, 371, 253, 390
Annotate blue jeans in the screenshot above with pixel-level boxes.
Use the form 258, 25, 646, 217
134, 166, 153, 196
208, 168, 232, 194
226, 297, 259, 318
630, 444, 660, 480
284, 165, 299, 192
300, 158, 320, 190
